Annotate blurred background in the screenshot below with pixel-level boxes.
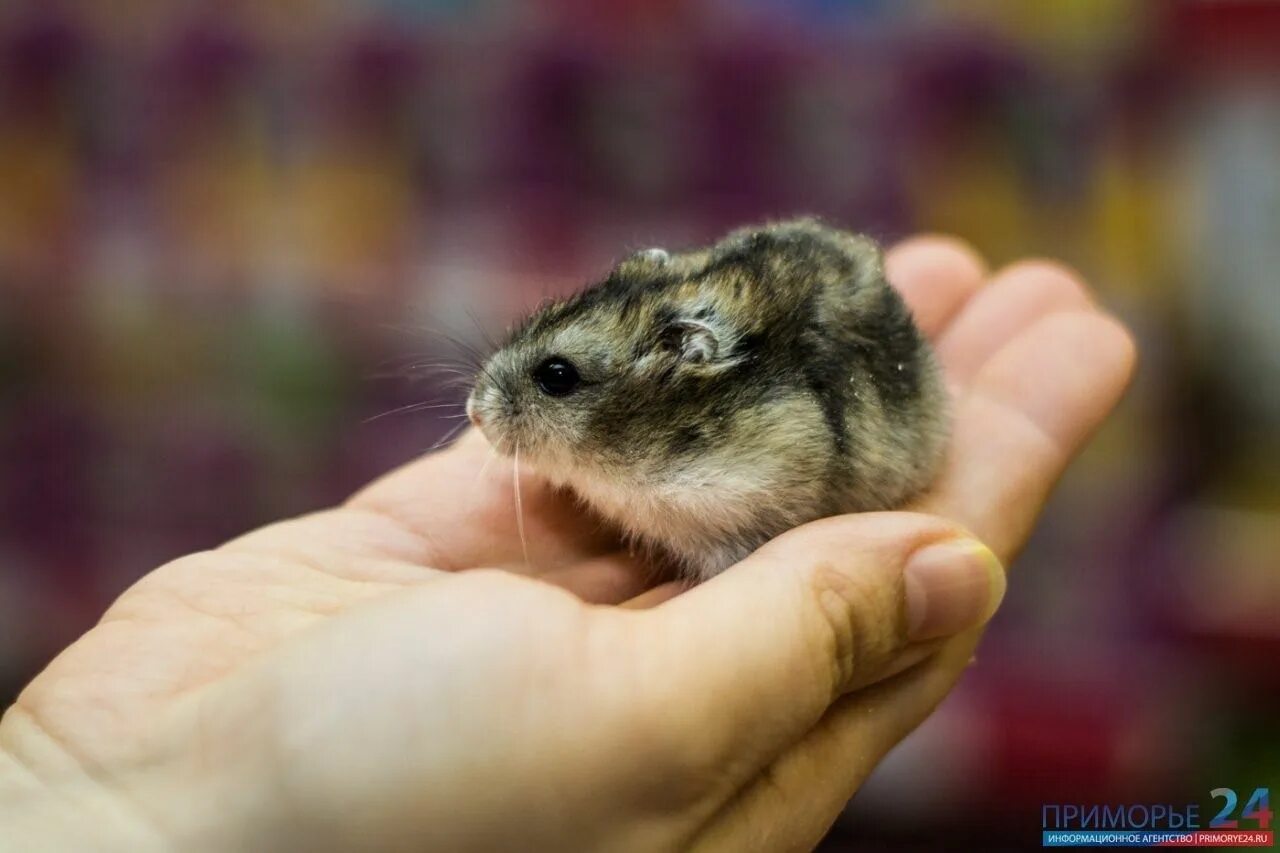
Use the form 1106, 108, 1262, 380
1, 0, 1277, 848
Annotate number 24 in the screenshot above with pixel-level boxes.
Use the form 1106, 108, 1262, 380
1210, 787, 1272, 830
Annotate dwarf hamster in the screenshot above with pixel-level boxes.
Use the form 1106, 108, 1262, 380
466, 218, 949, 581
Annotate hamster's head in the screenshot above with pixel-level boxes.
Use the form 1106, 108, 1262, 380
464, 243, 739, 473
465, 219, 886, 492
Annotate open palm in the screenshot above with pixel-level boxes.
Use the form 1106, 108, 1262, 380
0, 237, 1133, 852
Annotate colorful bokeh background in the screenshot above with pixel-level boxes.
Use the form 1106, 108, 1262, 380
2, 1, 1278, 849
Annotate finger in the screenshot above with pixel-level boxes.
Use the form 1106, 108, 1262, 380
620, 581, 688, 609
348, 433, 621, 571
697, 311, 1137, 848
884, 235, 988, 339
691, 638, 976, 852
936, 259, 1095, 388
627, 512, 1004, 797
536, 554, 654, 604
924, 310, 1138, 557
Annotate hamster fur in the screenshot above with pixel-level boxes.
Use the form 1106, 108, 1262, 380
466, 218, 949, 581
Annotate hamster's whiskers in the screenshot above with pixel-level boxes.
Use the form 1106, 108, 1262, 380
364, 399, 463, 424
430, 418, 470, 451
513, 443, 532, 569
471, 444, 498, 500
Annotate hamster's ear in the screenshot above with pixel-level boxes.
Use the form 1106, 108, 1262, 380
660, 319, 719, 363
637, 247, 670, 264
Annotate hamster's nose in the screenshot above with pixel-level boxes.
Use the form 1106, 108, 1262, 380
466, 398, 484, 428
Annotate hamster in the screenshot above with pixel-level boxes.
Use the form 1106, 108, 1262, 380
466, 218, 949, 581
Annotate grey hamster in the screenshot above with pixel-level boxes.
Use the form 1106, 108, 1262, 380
466, 218, 949, 581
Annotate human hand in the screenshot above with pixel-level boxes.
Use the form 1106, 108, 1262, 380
0, 238, 1134, 852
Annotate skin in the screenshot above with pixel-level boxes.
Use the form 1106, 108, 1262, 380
0, 237, 1135, 852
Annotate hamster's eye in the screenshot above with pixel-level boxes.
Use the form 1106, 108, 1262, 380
532, 357, 581, 397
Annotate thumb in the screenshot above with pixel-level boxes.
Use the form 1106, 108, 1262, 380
629, 511, 1004, 787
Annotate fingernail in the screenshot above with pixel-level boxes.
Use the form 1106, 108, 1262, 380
903, 539, 1006, 641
